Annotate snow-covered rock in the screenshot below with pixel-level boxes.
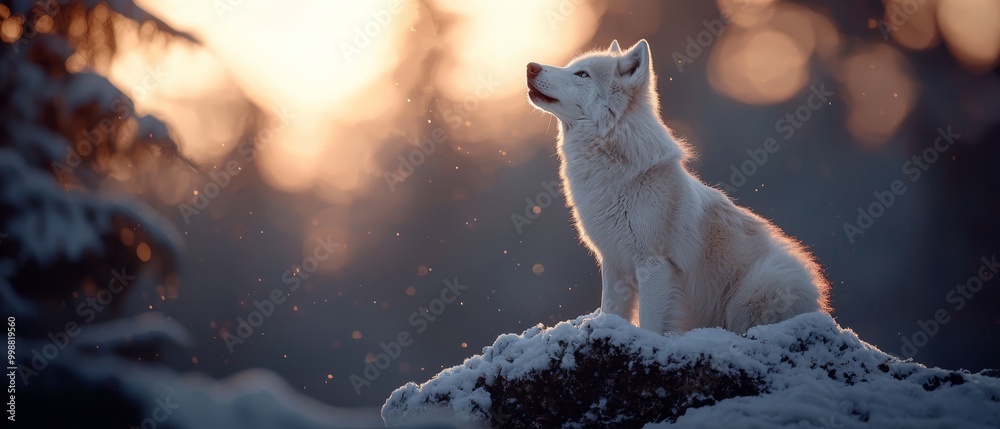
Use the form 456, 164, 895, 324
382, 311, 1000, 428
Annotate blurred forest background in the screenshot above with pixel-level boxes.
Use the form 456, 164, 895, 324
1, 0, 998, 426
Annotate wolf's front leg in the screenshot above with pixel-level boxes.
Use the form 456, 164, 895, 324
600, 258, 637, 324
636, 256, 688, 334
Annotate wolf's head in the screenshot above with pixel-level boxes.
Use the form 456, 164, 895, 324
526, 39, 656, 133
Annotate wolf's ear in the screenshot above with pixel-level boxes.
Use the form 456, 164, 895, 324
609, 40, 621, 53
617, 39, 651, 87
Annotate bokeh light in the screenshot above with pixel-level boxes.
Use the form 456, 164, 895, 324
839, 44, 917, 146
709, 28, 809, 105
881, 0, 940, 50
1, 14, 23, 42
937, 0, 1000, 72
707, 3, 838, 105
429, 0, 605, 141
116, 0, 607, 200
137, 242, 152, 261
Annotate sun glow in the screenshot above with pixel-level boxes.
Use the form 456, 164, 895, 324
114, 0, 605, 193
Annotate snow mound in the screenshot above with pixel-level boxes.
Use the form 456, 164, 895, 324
382, 311, 1000, 428
18, 311, 389, 429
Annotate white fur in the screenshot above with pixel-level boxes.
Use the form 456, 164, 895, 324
526, 39, 831, 334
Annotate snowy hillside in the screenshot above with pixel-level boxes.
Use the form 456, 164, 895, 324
383, 311, 1000, 428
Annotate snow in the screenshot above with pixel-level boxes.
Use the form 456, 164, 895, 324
383, 311, 1000, 428
20, 311, 387, 429
0, 149, 182, 265
2, 28, 184, 269
64, 72, 127, 112
71, 311, 193, 349
0, 261, 35, 317
75, 360, 385, 429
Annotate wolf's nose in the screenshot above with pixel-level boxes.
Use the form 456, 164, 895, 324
527, 62, 543, 77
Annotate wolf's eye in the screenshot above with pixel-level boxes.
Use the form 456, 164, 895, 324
574, 70, 590, 78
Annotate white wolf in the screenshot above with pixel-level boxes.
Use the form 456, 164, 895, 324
526, 39, 831, 334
